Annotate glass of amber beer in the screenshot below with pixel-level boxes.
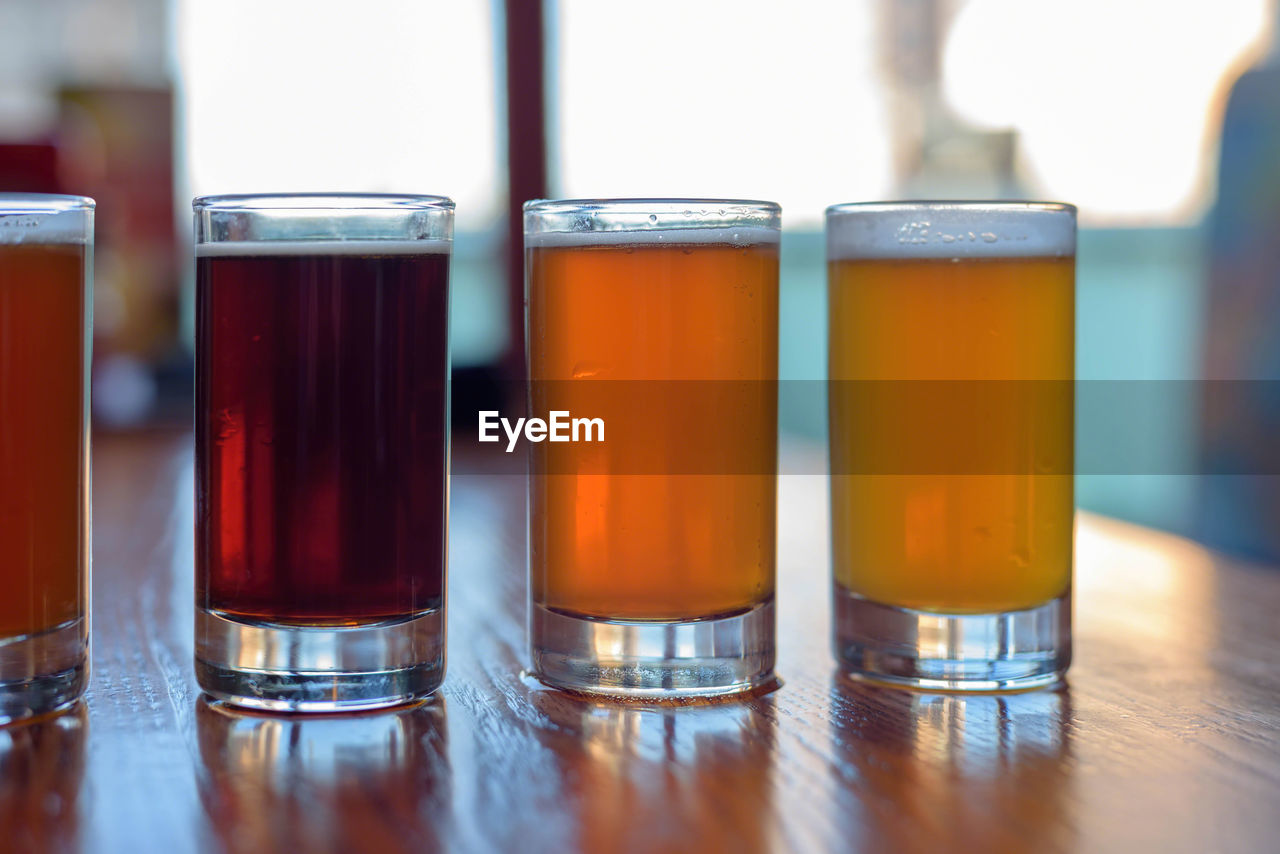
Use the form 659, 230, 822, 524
525, 199, 780, 697
827, 202, 1075, 691
194, 194, 453, 711
0, 193, 93, 723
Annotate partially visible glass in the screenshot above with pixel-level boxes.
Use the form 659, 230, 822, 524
827, 201, 1075, 691
525, 199, 780, 698
0, 193, 94, 723
194, 193, 453, 712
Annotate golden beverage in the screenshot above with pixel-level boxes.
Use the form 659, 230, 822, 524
528, 235, 779, 622
828, 254, 1074, 614
0, 242, 89, 639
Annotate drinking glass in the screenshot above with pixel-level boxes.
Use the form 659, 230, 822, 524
827, 201, 1075, 690
525, 198, 780, 698
194, 193, 453, 711
0, 193, 94, 723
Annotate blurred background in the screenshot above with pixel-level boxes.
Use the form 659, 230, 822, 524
2, 0, 1278, 559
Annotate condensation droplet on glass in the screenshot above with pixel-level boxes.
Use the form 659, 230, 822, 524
982, 232, 998, 243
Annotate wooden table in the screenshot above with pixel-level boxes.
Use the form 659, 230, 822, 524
2, 430, 1278, 853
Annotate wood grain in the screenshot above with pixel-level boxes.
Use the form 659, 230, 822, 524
1, 430, 1278, 853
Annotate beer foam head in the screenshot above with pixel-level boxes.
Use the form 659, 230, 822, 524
196, 239, 452, 257
524, 226, 780, 249
826, 202, 1076, 260
0, 194, 94, 245
524, 199, 781, 249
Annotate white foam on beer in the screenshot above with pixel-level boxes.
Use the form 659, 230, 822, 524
0, 227, 90, 246
196, 239, 451, 257
0, 203, 92, 245
826, 205, 1074, 260
524, 226, 779, 249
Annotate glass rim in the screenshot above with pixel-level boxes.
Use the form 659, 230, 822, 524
192, 192, 455, 212
524, 198, 781, 215
826, 200, 1076, 217
0, 192, 96, 213
826, 200, 1075, 259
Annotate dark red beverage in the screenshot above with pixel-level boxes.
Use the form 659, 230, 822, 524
196, 243, 449, 625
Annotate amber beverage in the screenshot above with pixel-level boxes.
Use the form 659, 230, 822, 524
0, 194, 93, 723
525, 199, 780, 698
528, 243, 778, 620
827, 202, 1075, 692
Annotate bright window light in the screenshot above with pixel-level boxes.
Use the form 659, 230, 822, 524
177, 0, 500, 231
554, 0, 893, 227
943, 0, 1270, 224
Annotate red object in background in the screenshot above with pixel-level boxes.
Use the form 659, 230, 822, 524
56, 86, 183, 426
0, 143, 61, 193
59, 88, 174, 248
58, 87, 179, 360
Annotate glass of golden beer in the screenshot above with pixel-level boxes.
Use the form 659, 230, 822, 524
525, 199, 780, 697
827, 202, 1074, 691
0, 193, 94, 722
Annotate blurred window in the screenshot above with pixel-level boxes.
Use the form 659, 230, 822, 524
552, 0, 894, 229
177, 0, 506, 365
943, 0, 1270, 225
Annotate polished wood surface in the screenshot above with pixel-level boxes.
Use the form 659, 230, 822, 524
2, 431, 1279, 853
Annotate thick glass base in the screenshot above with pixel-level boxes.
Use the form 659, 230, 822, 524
0, 619, 88, 725
530, 599, 775, 699
833, 584, 1070, 692
195, 608, 444, 713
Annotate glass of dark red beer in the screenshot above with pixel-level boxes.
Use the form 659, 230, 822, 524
193, 193, 453, 711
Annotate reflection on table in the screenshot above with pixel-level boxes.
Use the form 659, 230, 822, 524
195, 697, 450, 852
527, 688, 780, 853
0, 702, 87, 852
830, 678, 1074, 853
